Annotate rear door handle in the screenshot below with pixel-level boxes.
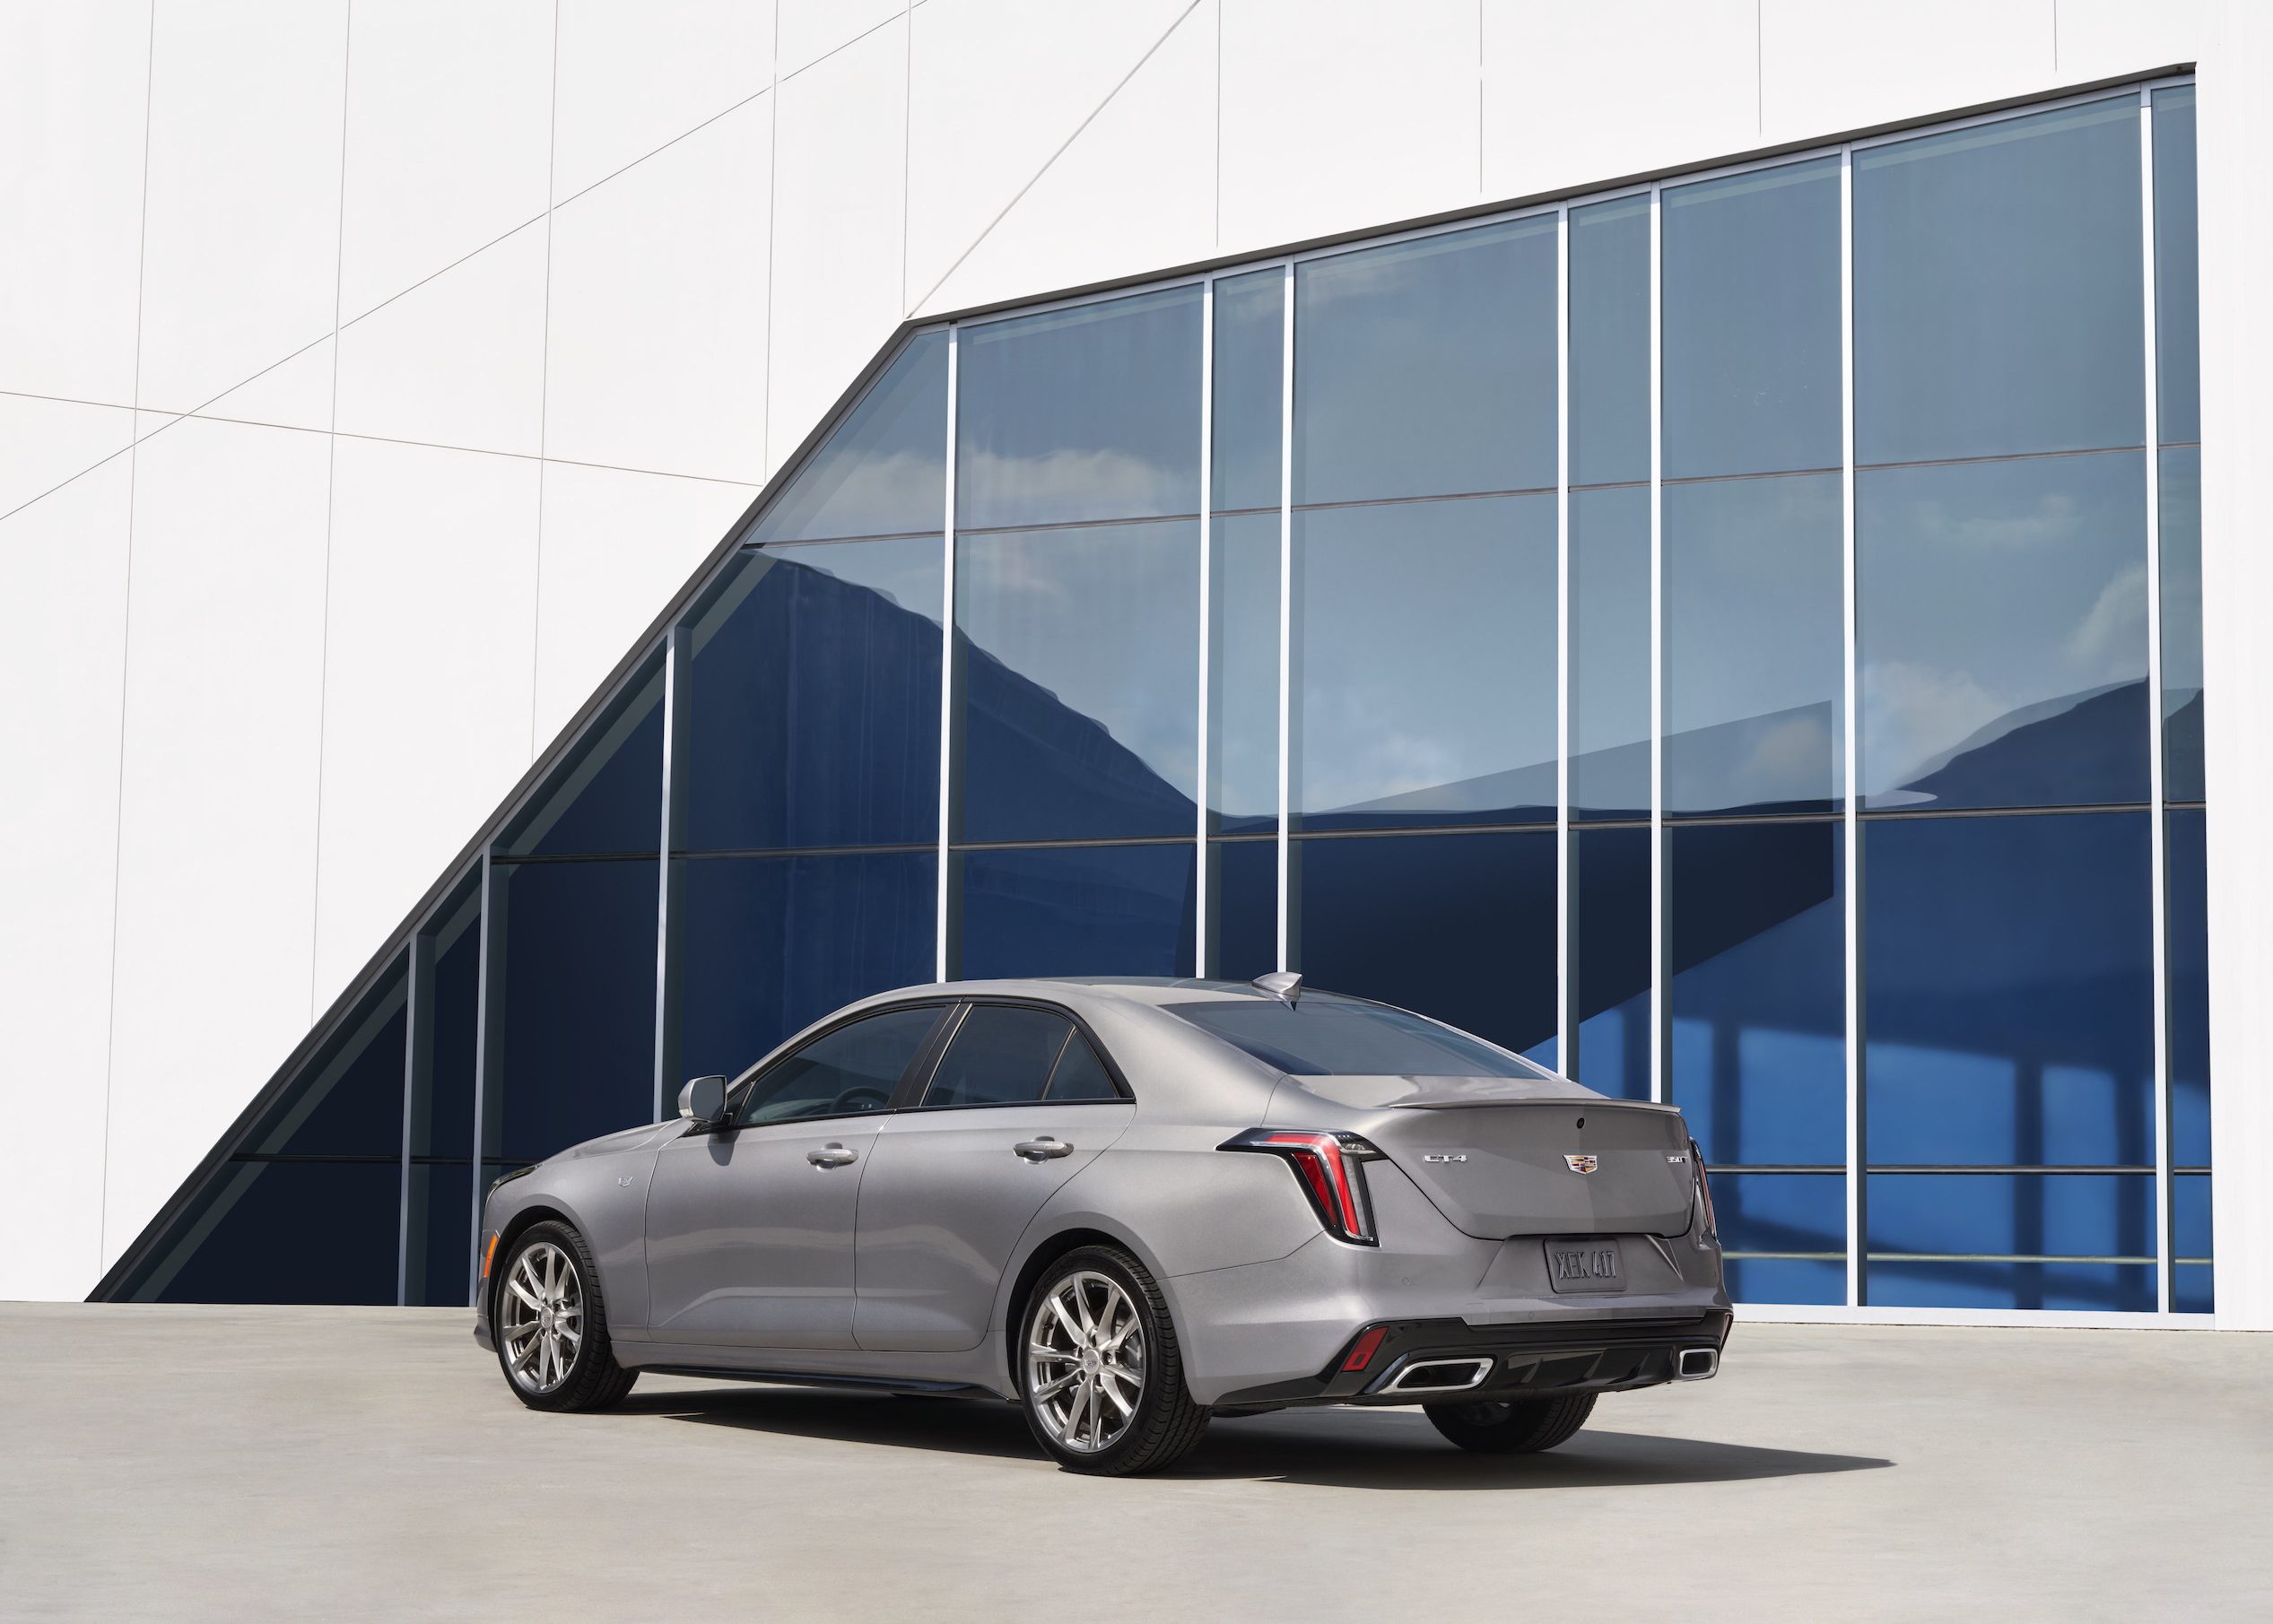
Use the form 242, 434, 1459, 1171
1015, 1136, 1073, 1161
806, 1142, 858, 1168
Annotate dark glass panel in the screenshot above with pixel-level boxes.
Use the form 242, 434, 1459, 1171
1859, 453, 2148, 812
1670, 821, 1844, 1165
1570, 825, 1650, 1102
675, 850, 936, 1084
2152, 87, 2199, 446
2173, 1174, 2212, 1313
956, 287, 1201, 530
2159, 447, 2202, 801
1206, 838, 1276, 983
410, 889, 480, 1161
2166, 809, 2210, 1169
956, 845, 1197, 980
1208, 512, 1280, 834
954, 521, 1198, 843
1293, 218, 1556, 503
404, 1162, 471, 1308
1212, 268, 1285, 513
1568, 195, 1650, 487
1046, 1035, 1119, 1101
924, 1005, 1072, 1107
682, 540, 942, 852
1662, 157, 1842, 479
2173, 1264, 2214, 1316
1571, 485, 1650, 821
1864, 813, 2153, 1168
738, 1005, 941, 1125
1664, 473, 1842, 816
1293, 495, 1555, 830
1289, 830, 1555, 1059
1856, 98, 2143, 464
752, 330, 946, 543
491, 858, 659, 1162
239, 958, 407, 1159
501, 650, 664, 857
142, 1160, 403, 1305
1714, 1173, 1844, 1307
1867, 1172, 2156, 1312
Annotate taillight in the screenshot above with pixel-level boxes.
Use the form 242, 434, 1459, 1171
1220, 1129, 1382, 1246
1690, 1137, 1717, 1242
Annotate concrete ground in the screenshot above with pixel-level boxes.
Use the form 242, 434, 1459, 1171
1, 1306, 2267, 1622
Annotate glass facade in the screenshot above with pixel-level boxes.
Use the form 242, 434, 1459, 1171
106, 82, 2209, 1319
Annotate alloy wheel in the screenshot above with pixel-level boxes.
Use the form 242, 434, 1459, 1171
500, 1240, 583, 1395
1025, 1270, 1145, 1454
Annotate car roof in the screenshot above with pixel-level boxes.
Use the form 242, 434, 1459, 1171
855, 977, 1308, 1012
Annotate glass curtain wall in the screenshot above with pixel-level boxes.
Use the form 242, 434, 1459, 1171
105, 82, 2205, 1318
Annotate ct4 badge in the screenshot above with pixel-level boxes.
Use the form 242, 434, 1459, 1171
1563, 1153, 1598, 1175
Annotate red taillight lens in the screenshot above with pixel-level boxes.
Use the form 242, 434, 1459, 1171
1220, 1129, 1381, 1246
1690, 1137, 1717, 1239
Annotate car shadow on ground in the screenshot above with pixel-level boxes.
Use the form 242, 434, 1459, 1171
622, 1385, 1892, 1489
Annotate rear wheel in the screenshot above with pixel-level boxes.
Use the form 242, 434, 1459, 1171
493, 1220, 638, 1412
1019, 1246, 1208, 1476
1425, 1392, 1596, 1455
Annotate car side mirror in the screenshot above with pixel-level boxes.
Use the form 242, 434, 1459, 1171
678, 1074, 728, 1128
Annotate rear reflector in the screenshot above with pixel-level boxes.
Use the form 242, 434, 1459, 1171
1341, 1326, 1389, 1373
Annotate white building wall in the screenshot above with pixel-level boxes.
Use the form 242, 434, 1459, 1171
0, 0, 2252, 1311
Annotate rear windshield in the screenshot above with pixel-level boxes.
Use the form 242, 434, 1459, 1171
1163, 997, 1552, 1078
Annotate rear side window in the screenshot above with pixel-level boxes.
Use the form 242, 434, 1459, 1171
737, 1006, 941, 1125
1043, 1034, 1119, 1100
924, 1006, 1073, 1107
1163, 996, 1550, 1078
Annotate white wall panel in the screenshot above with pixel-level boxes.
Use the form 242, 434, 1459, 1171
335, 223, 548, 457
195, 336, 336, 435
103, 418, 332, 1268
336, 0, 553, 320
1759, 1, 2055, 141
768, 13, 908, 469
532, 462, 754, 748
1482, 1, 1758, 201
313, 440, 539, 1008
544, 98, 771, 482
0, 3, 149, 405
0, 395, 135, 519
2054, 0, 2205, 83
553, 0, 774, 204
137, 0, 348, 414
0, 457, 133, 1300
777, 0, 903, 79
904, 0, 1194, 308
921, 0, 1216, 317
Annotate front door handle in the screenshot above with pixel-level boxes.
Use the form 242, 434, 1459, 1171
1015, 1136, 1074, 1161
806, 1142, 858, 1168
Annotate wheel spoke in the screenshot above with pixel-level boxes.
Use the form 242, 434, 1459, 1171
507, 1279, 543, 1310
1033, 1369, 1078, 1399
1098, 1369, 1136, 1417
1047, 1295, 1083, 1342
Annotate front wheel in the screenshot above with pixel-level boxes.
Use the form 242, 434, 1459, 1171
1019, 1246, 1209, 1476
1425, 1392, 1596, 1455
493, 1220, 638, 1412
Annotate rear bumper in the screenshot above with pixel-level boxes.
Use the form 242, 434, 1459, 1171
1213, 1307, 1733, 1410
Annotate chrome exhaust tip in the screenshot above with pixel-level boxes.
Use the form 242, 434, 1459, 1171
1377, 1356, 1495, 1395
1675, 1346, 1719, 1381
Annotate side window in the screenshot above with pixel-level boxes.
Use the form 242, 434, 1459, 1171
922, 1006, 1073, 1108
1044, 1033, 1119, 1101
736, 1006, 942, 1126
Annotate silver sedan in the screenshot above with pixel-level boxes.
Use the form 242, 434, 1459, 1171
475, 976, 1730, 1475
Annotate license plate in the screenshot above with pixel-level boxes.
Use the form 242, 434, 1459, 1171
1545, 1238, 1625, 1293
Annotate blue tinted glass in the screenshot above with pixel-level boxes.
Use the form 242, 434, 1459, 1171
1859, 453, 2148, 811
1290, 831, 1555, 1057
1209, 512, 1280, 833
1857, 99, 2143, 464
1714, 1173, 1844, 1306
144, 1160, 402, 1305
1662, 158, 1842, 479
1868, 1257, 2155, 1313
753, 331, 945, 542
1295, 496, 1555, 829
1569, 195, 1650, 486
1294, 218, 1556, 503
502, 652, 664, 856
1868, 1172, 2155, 1312
492, 858, 659, 1160
1670, 821, 1844, 1165
240, 960, 407, 1158
683, 541, 942, 851
1571, 825, 1650, 1101
954, 521, 1198, 842
2152, 87, 2198, 445
956, 845, 1197, 979
2160, 447, 2202, 801
675, 850, 936, 1082
405, 1161, 472, 1307
1571, 485, 1650, 821
957, 288, 1201, 529
2174, 1264, 2214, 1316
1665, 473, 1842, 815
2166, 808, 2209, 1168
2173, 1175, 2213, 1312
1864, 813, 2152, 1166
1206, 838, 1276, 982
1213, 269, 1285, 512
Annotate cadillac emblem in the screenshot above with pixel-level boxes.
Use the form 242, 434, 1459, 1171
1563, 1153, 1598, 1175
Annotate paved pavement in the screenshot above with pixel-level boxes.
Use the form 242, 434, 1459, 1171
1, 1304, 2267, 1622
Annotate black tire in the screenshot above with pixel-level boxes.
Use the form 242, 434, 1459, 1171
492, 1220, 639, 1413
1424, 1392, 1596, 1455
1017, 1245, 1209, 1476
